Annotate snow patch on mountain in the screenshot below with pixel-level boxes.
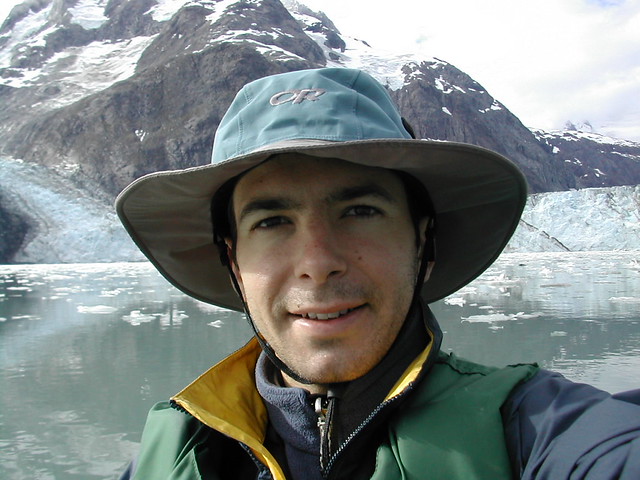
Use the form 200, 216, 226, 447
0, 0, 157, 108
203, 0, 244, 25
434, 75, 465, 94
147, 0, 193, 22
147, 0, 255, 23
332, 40, 428, 90
284, 0, 437, 90
479, 100, 502, 113
533, 128, 640, 149
205, 28, 305, 61
2, 34, 157, 108
69, 0, 108, 30
0, 2, 55, 68
49, 36, 155, 106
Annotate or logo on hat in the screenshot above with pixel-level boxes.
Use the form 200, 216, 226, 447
270, 88, 326, 106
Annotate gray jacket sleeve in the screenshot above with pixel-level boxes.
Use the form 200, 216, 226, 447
503, 369, 640, 479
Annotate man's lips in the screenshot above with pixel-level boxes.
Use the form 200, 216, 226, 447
291, 305, 364, 320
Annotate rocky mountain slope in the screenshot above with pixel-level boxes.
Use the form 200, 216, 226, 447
0, 0, 638, 263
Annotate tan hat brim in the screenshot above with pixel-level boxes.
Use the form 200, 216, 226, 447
116, 138, 526, 311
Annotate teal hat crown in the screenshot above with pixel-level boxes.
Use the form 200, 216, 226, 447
212, 68, 412, 165
116, 67, 527, 312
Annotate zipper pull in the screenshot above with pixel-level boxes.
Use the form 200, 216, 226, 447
315, 393, 338, 473
315, 396, 327, 429
315, 396, 328, 461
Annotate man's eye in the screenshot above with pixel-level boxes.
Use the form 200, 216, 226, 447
253, 216, 289, 230
344, 205, 381, 217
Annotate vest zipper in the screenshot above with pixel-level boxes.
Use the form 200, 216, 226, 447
315, 396, 329, 470
322, 382, 416, 479
315, 390, 339, 475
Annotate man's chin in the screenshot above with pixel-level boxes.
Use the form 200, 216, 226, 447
282, 364, 369, 390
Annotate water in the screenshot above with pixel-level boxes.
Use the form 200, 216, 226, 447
1, 251, 639, 479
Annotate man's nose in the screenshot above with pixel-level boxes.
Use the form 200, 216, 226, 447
293, 220, 347, 283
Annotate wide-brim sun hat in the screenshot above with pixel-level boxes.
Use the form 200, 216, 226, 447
116, 68, 527, 312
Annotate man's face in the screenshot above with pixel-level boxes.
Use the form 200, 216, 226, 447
229, 154, 425, 391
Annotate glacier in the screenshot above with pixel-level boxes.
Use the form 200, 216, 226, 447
0, 157, 144, 263
506, 185, 640, 253
1, 155, 637, 264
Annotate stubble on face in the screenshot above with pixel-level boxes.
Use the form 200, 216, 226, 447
229, 154, 423, 392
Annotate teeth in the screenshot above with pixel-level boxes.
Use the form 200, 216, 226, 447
303, 309, 351, 320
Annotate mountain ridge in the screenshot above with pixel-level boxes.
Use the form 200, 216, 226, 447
1, 0, 638, 195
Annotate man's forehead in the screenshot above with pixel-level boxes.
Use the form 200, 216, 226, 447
233, 154, 405, 199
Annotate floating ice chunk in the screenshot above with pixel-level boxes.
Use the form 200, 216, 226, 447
609, 296, 640, 303
207, 320, 224, 328
444, 296, 465, 307
461, 311, 543, 323
461, 313, 514, 323
550, 331, 568, 337
10, 315, 40, 321
6, 286, 32, 292
122, 310, 157, 325
514, 312, 544, 319
483, 272, 518, 284
77, 305, 117, 314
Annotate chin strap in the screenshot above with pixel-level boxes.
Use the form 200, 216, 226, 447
419, 216, 437, 284
226, 264, 315, 385
213, 225, 314, 385
214, 242, 312, 385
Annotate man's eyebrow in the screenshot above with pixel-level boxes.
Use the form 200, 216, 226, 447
326, 183, 398, 204
237, 183, 397, 223
237, 197, 301, 223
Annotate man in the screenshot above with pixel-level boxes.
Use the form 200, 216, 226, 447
116, 68, 639, 479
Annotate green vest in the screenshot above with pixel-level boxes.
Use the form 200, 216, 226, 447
132, 350, 537, 479
371, 353, 537, 479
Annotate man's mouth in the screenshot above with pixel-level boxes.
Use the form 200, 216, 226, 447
298, 307, 358, 320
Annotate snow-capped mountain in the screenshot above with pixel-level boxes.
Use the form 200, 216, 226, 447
0, 0, 638, 263
532, 128, 640, 189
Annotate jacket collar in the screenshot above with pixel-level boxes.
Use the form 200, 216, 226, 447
171, 301, 442, 477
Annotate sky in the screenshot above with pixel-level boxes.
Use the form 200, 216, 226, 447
302, 0, 640, 141
1, 0, 639, 141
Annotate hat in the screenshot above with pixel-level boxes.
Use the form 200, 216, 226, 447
116, 68, 527, 312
